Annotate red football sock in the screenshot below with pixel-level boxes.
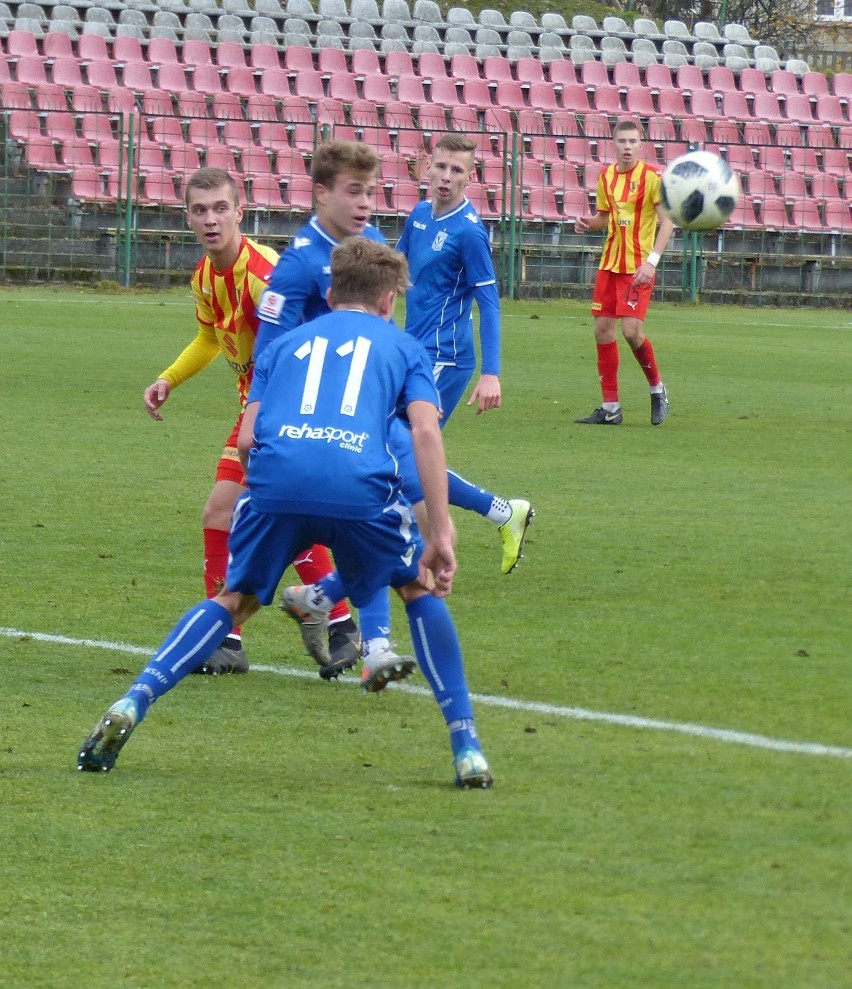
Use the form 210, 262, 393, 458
596, 340, 620, 404
633, 338, 661, 387
204, 527, 241, 639
294, 544, 351, 623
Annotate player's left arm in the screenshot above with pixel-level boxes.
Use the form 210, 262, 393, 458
467, 281, 502, 414
634, 201, 675, 288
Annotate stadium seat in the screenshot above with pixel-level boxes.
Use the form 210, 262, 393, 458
547, 59, 576, 88
722, 92, 751, 120
743, 120, 773, 147
752, 92, 785, 123
582, 112, 611, 139
449, 104, 479, 132
644, 63, 678, 97
179, 91, 211, 119
361, 74, 393, 104
525, 187, 563, 221
143, 173, 183, 206
775, 123, 804, 148
260, 68, 292, 99
327, 72, 358, 102
624, 87, 655, 117
482, 106, 513, 134
217, 42, 249, 69
801, 71, 829, 100
810, 171, 841, 202
85, 59, 119, 92
559, 83, 592, 115
191, 65, 225, 97
429, 77, 463, 107
144, 91, 178, 120
783, 93, 815, 123
711, 119, 741, 145
273, 146, 309, 178
758, 195, 793, 230
759, 145, 787, 174
416, 104, 448, 136
790, 198, 823, 231
251, 45, 281, 72
396, 75, 427, 105
524, 134, 560, 165
561, 188, 591, 221
0, 81, 33, 110
612, 60, 641, 93
123, 62, 157, 96
350, 98, 381, 129
188, 118, 222, 149
738, 67, 768, 96
250, 173, 286, 209
777, 170, 809, 201
148, 37, 181, 67
383, 100, 416, 130
315, 97, 346, 126
24, 135, 64, 172
516, 107, 546, 136
461, 79, 493, 110
559, 136, 593, 166
815, 95, 847, 126
285, 172, 315, 211
240, 145, 273, 177
169, 143, 204, 176
823, 198, 852, 232
14, 54, 46, 87
223, 118, 254, 151
549, 109, 581, 137
658, 89, 688, 117
820, 148, 851, 180
257, 120, 290, 153
70, 165, 110, 202
35, 83, 69, 112
80, 113, 115, 145
292, 68, 326, 101
582, 161, 604, 190
6, 29, 40, 58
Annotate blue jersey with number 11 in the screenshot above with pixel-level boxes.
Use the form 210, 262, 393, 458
246, 309, 439, 520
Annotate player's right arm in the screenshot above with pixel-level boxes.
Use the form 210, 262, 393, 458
143, 323, 220, 420
254, 250, 315, 357
575, 211, 611, 234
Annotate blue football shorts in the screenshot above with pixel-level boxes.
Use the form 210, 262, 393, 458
225, 494, 423, 608
432, 362, 474, 424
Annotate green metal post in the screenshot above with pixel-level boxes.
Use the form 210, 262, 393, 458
122, 114, 136, 287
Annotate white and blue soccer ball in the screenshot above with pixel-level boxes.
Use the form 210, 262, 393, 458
661, 150, 741, 231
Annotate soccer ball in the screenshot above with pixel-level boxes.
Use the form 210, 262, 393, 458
661, 151, 741, 231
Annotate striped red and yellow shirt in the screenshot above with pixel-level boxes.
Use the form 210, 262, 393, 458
160, 236, 279, 408
595, 161, 663, 274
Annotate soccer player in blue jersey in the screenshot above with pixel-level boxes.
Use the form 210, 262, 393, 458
77, 239, 493, 789
397, 133, 534, 574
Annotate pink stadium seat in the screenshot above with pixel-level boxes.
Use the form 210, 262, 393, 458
516, 108, 546, 135
451, 53, 481, 82
559, 83, 591, 114
292, 69, 325, 101
351, 48, 382, 79
362, 74, 393, 104
815, 95, 847, 125
708, 66, 738, 95
217, 42, 248, 69
80, 113, 114, 144
192, 65, 225, 96
168, 143, 203, 175
791, 198, 823, 230
417, 104, 449, 133
384, 50, 415, 80
612, 61, 641, 93
526, 187, 563, 221
251, 45, 281, 71
679, 117, 708, 146
449, 104, 479, 131
724, 145, 755, 172
465, 182, 499, 218
150, 116, 185, 150
809, 172, 840, 201
211, 92, 245, 121
240, 145, 272, 176
112, 36, 144, 64
549, 109, 581, 137
86, 59, 119, 91
183, 39, 214, 68
383, 101, 416, 130
204, 145, 238, 171
24, 135, 64, 171
482, 106, 513, 133
350, 99, 381, 129
178, 91, 210, 118
380, 152, 412, 182
429, 77, 462, 107
144, 90, 177, 119
290, 122, 317, 154
315, 97, 346, 125
44, 111, 76, 142
6, 30, 39, 58
561, 188, 590, 221
260, 68, 293, 99
837, 126, 852, 149
318, 48, 348, 78
524, 135, 560, 165
51, 57, 84, 89
582, 160, 604, 191
188, 118, 221, 149
783, 93, 814, 123
397, 76, 428, 105
560, 136, 594, 166
820, 148, 851, 179
582, 112, 611, 139
738, 68, 768, 96
648, 116, 677, 143
516, 57, 545, 86
529, 80, 559, 112
132, 141, 167, 174
417, 52, 448, 81
273, 146, 309, 178
395, 126, 426, 160
15, 55, 47, 87
658, 141, 688, 163
43, 32, 74, 59
644, 63, 677, 96
787, 147, 819, 174
752, 92, 784, 122
462, 79, 493, 110
494, 80, 525, 111
286, 173, 315, 211
726, 195, 760, 228
257, 121, 290, 152
778, 171, 808, 200
769, 69, 800, 97
143, 173, 182, 206
775, 122, 804, 148
548, 60, 576, 87
387, 180, 423, 213
743, 120, 772, 146
283, 46, 314, 73
107, 88, 137, 115
279, 95, 312, 123
0, 81, 33, 109
759, 145, 787, 174
801, 72, 829, 99
712, 119, 741, 144
246, 93, 279, 122
675, 64, 706, 94
548, 159, 581, 190
580, 60, 609, 91
35, 83, 68, 111
689, 89, 720, 121
830, 72, 852, 99
223, 118, 253, 151
250, 173, 286, 208
327, 72, 359, 102
148, 38, 180, 67
823, 198, 852, 232
123, 62, 157, 96
482, 55, 512, 84
759, 195, 793, 230
658, 89, 688, 117
71, 166, 110, 202
805, 123, 835, 148
7, 109, 42, 141
625, 88, 655, 117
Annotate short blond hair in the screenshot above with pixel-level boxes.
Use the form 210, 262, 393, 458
312, 140, 380, 189
184, 168, 240, 207
329, 239, 409, 308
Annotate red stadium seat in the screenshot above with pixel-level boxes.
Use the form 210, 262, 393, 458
362, 75, 393, 104
148, 37, 181, 66
560, 136, 595, 166
260, 68, 292, 99
286, 173, 315, 211
283, 46, 314, 73
15, 55, 48, 87
144, 90, 177, 119
582, 112, 611, 139
561, 188, 591, 221
184, 39, 214, 68
43, 31, 74, 59
711, 119, 741, 144
548, 160, 581, 190
462, 79, 493, 110
482, 107, 513, 134
417, 52, 448, 81
217, 42, 248, 69
516, 57, 545, 86
591, 84, 622, 115
6, 30, 40, 58
528, 81, 559, 113
494, 80, 526, 111
679, 118, 707, 146
658, 89, 688, 117
449, 104, 480, 131
24, 135, 64, 171
315, 97, 346, 126
80, 113, 115, 144
743, 120, 772, 146
273, 146, 309, 178
801, 71, 829, 99
71, 166, 110, 202
223, 118, 253, 151
257, 121, 290, 152
7, 109, 42, 141
351, 48, 382, 79
178, 91, 211, 119
250, 173, 286, 208
143, 173, 182, 206
559, 83, 591, 114
548, 59, 576, 87
738, 67, 768, 96
549, 109, 581, 137
192, 65, 225, 96
759, 145, 786, 174
187, 118, 221, 149
327, 71, 359, 102
815, 95, 847, 125
516, 108, 546, 135
791, 198, 823, 231
809, 172, 840, 201
383, 101, 416, 130
123, 62, 157, 96
675, 64, 706, 95
645, 63, 677, 96
526, 187, 563, 221
251, 45, 281, 71
384, 50, 416, 80
625, 87, 654, 117
805, 123, 835, 149
450, 53, 481, 82
778, 170, 808, 201
0, 81, 33, 110
820, 148, 851, 179
279, 95, 312, 123
612, 61, 641, 93
830, 72, 852, 99
51, 57, 84, 89
397, 75, 429, 105
783, 93, 815, 123
35, 83, 68, 111
758, 195, 794, 230
44, 111, 76, 142
708, 66, 738, 95
211, 92, 245, 121
246, 94, 279, 122
169, 143, 203, 175
86, 59, 119, 91
689, 89, 720, 121
725, 195, 760, 228
292, 69, 325, 101
823, 198, 852, 232
111, 35, 144, 64
580, 59, 609, 91
350, 99, 381, 129
483, 55, 513, 84
387, 179, 423, 213
429, 77, 462, 107
240, 145, 272, 176
752, 92, 785, 122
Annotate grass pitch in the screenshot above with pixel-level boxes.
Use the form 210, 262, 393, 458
1, 286, 850, 989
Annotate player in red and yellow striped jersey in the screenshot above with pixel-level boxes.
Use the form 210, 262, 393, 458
142, 168, 358, 674
574, 118, 674, 426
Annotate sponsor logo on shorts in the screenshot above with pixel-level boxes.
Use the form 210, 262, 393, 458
278, 422, 369, 452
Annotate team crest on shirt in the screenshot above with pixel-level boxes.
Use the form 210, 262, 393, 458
431, 231, 448, 251
258, 289, 285, 320
293, 236, 311, 249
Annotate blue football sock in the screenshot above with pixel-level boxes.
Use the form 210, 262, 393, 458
405, 594, 480, 756
447, 469, 495, 518
125, 600, 233, 720
358, 587, 392, 642
316, 571, 346, 608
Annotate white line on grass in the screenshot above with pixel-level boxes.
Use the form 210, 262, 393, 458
4, 626, 850, 759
